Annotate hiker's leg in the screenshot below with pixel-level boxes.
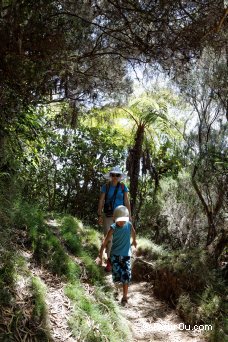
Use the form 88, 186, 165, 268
122, 284, 128, 300
120, 257, 131, 302
103, 216, 114, 258
111, 255, 121, 283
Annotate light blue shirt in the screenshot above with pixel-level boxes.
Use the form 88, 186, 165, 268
110, 221, 132, 256
101, 182, 128, 210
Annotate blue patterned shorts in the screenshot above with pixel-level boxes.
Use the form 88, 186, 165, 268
110, 255, 131, 284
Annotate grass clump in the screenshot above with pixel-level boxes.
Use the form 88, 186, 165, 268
60, 215, 82, 255
30, 276, 51, 341
12, 200, 45, 232
12, 202, 81, 282
80, 252, 104, 285
59, 216, 104, 284
197, 286, 227, 342
136, 237, 227, 342
31, 276, 48, 322
136, 237, 169, 260
155, 248, 212, 289
177, 286, 227, 342
80, 226, 102, 257
32, 228, 80, 282
0, 251, 16, 306
65, 282, 131, 342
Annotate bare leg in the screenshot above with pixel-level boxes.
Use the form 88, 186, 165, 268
103, 216, 113, 258
122, 284, 128, 300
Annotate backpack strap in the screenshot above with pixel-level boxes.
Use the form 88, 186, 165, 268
112, 182, 120, 206
120, 182, 125, 205
120, 182, 125, 192
105, 182, 111, 204
105, 181, 119, 202
105, 182, 125, 206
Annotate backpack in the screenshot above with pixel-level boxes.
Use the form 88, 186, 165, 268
104, 182, 125, 217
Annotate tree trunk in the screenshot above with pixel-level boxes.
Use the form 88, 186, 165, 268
63, 185, 72, 212
127, 123, 145, 216
207, 229, 228, 262
191, 165, 217, 246
206, 212, 217, 246
46, 174, 52, 211
0, 130, 6, 169
192, 164, 227, 247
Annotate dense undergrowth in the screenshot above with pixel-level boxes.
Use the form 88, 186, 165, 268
136, 239, 228, 342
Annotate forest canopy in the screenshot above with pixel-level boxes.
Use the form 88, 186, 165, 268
1, 0, 227, 128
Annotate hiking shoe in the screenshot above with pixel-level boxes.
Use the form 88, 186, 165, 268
121, 297, 128, 306
114, 290, 119, 300
105, 259, 112, 272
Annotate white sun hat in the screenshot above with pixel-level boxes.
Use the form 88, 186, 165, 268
113, 205, 129, 223
104, 165, 127, 181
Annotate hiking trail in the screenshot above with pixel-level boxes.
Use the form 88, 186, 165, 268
105, 274, 206, 342
14, 221, 207, 341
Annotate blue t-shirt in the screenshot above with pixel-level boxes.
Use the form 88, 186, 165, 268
101, 182, 128, 210
110, 221, 132, 256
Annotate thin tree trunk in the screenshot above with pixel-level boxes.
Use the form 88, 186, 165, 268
0, 130, 6, 169
63, 185, 71, 212
52, 169, 57, 210
191, 165, 216, 245
46, 174, 52, 211
207, 229, 228, 262
127, 123, 145, 216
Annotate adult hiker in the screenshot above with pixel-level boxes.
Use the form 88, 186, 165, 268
97, 166, 131, 272
96, 205, 137, 305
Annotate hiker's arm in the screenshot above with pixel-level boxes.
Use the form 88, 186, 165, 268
131, 225, 137, 248
124, 192, 131, 220
96, 229, 113, 265
98, 192, 105, 225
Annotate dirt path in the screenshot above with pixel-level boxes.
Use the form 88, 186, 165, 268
106, 274, 206, 342
15, 224, 207, 342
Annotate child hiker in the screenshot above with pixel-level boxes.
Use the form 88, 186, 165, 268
96, 205, 137, 304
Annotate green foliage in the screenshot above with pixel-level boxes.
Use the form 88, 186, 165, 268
20, 122, 127, 222
177, 293, 197, 325
80, 252, 104, 285
140, 172, 207, 248
80, 226, 102, 257
60, 216, 82, 255
31, 276, 48, 321
127, 91, 174, 128
136, 238, 169, 260
5, 198, 126, 340
198, 286, 221, 321
12, 201, 81, 281
33, 230, 80, 281
177, 285, 227, 342
0, 251, 16, 306
157, 249, 212, 287
59, 215, 104, 284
